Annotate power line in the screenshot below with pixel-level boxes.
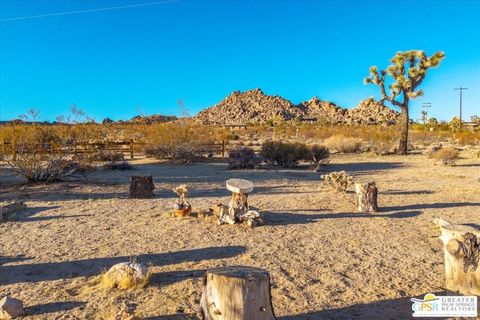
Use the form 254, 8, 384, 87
0, 0, 180, 22
454, 87, 468, 128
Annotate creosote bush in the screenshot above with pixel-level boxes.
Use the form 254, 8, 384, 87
144, 142, 207, 162
261, 140, 310, 168
323, 135, 362, 153
227, 147, 261, 169
308, 144, 330, 165
103, 161, 134, 171
5, 141, 94, 183
432, 147, 459, 165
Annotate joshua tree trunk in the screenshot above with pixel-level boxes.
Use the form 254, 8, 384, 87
398, 105, 409, 155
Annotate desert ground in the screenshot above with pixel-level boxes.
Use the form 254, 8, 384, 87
1, 152, 479, 319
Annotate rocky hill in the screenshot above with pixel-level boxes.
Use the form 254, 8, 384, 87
195, 88, 305, 125
194, 88, 400, 125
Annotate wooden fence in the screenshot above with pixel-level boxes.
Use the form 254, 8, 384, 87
1, 139, 228, 160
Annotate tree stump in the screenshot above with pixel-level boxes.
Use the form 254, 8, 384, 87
436, 219, 480, 295
354, 182, 378, 212
200, 266, 276, 320
226, 179, 254, 221
129, 175, 154, 199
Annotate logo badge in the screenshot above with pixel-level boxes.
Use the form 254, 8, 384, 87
411, 293, 477, 317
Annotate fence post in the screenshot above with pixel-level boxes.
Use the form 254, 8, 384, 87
12, 139, 17, 161
130, 139, 134, 160
221, 140, 225, 157
2, 139, 5, 156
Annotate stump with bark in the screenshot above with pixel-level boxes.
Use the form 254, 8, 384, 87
354, 182, 378, 212
225, 179, 253, 221
435, 218, 480, 295
129, 175, 155, 199
200, 266, 276, 320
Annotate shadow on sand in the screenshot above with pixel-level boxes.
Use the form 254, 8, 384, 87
383, 202, 480, 212
0, 246, 246, 285
323, 162, 404, 175
25, 302, 86, 316
264, 210, 422, 226
278, 291, 448, 320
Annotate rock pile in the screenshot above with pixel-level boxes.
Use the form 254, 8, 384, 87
195, 88, 305, 125
194, 89, 401, 125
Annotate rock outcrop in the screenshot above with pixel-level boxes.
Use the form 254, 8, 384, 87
194, 89, 401, 125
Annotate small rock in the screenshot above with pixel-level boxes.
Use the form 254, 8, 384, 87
0, 296, 24, 319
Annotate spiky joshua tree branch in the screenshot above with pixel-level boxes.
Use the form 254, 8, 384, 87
364, 50, 445, 155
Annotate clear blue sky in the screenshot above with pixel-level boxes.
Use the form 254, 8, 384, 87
1, 0, 479, 122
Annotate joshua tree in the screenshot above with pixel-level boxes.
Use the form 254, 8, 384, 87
364, 50, 445, 154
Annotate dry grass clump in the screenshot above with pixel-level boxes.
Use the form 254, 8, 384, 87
431, 147, 460, 165
100, 262, 151, 290
321, 171, 354, 192
323, 135, 362, 153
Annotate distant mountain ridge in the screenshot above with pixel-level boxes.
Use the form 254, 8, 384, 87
194, 88, 400, 125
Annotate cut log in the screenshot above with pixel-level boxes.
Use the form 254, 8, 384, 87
200, 266, 276, 320
0, 200, 26, 221
129, 175, 155, 199
354, 182, 378, 212
437, 220, 480, 295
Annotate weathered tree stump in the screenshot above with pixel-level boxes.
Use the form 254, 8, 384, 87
435, 219, 480, 295
200, 266, 276, 320
354, 182, 378, 212
226, 179, 253, 221
129, 175, 154, 199
0, 200, 26, 221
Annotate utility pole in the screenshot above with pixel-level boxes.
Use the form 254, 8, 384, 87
454, 87, 468, 129
421, 102, 431, 125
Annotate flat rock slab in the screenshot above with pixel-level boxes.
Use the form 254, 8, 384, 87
226, 179, 253, 194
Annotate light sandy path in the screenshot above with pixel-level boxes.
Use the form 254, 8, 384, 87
1, 153, 479, 319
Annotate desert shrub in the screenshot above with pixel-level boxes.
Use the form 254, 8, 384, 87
261, 140, 310, 168
226, 132, 240, 140
91, 150, 124, 162
369, 141, 396, 155
308, 144, 330, 165
227, 147, 261, 169
324, 135, 362, 153
103, 161, 134, 171
432, 147, 459, 165
5, 149, 92, 183
321, 171, 354, 192
144, 142, 207, 162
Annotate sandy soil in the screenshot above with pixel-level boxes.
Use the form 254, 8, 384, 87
1, 152, 479, 319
